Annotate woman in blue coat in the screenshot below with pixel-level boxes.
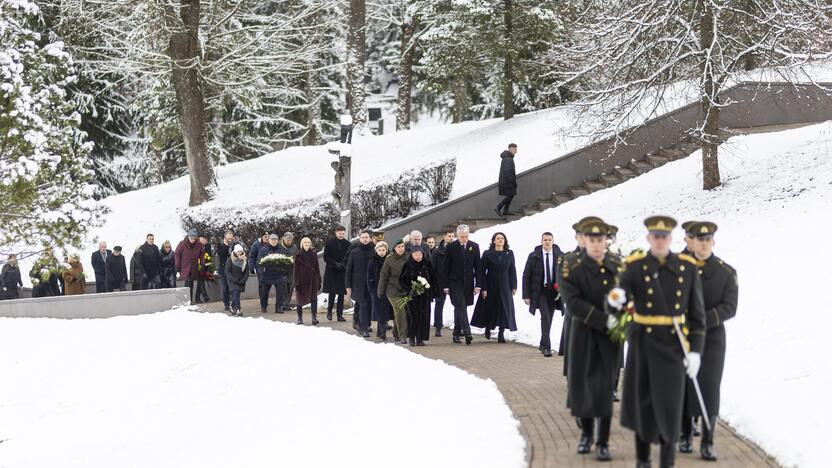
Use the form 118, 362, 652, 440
471, 232, 518, 342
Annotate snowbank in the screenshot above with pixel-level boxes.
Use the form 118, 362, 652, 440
462, 121, 832, 467
0, 309, 525, 468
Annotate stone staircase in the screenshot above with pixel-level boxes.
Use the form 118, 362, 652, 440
441, 137, 702, 234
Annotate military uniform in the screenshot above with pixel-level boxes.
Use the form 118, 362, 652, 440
680, 222, 738, 461
558, 219, 623, 461
619, 216, 706, 468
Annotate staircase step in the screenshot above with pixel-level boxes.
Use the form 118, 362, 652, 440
568, 186, 591, 198
645, 154, 670, 167
553, 193, 573, 206
660, 148, 687, 160
676, 143, 700, 155
630, 161, 653, 175
583, 180, 607, 193
522, 206, 542, 217
536, 199, 558, 210
613, 166, 637, 180
598, 173, 622, 187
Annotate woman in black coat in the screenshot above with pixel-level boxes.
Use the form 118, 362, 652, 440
1, 255, 23, 300
471, 232, 518, 343
159, 240, 177, 288
367, 242, 392, 340
399, 249, 434, 346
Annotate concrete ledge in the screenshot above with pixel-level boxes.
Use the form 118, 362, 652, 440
0, 288, 190, 319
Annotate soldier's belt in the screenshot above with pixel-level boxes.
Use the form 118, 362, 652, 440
632, 313, 685, 326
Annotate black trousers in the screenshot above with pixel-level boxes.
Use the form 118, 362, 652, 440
533, 289, 557, 351
95, 274, 106, 293
636, 433, 676, 467
260, 281, 286, 311
328, 293, 345, 316
230, 289, 242, 311
195, 278, 209, 301
185, 280, 194, 302
433, 292, 446, 329
449, 288, 472, 337
580, 417, 612, 444
218, 273, 230, 308
356, 299, 370, 332
496, 195, 514, 213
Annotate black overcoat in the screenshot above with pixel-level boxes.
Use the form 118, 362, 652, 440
322, 237, 351, 294
367, 253, 392, 322
345, 242, 375, 302
441, 240, 482, 307
685, 254, 738, 418
558, 250, 622, 418
471, 248, 518, 331
400, 257, 434, 341
521, 244, 564, 313
619, 251, 706, 444
497, 150, 517, 196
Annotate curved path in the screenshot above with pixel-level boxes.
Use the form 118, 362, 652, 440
199, 300, 778, 468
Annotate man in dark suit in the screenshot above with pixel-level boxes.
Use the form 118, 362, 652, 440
90, 241, 112, 293
441, 224, 482, 345
522, 232, 564, 357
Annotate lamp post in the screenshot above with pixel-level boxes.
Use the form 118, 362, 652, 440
329, 114, 353, 235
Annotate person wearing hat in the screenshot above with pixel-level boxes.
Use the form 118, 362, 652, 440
225, 244, 249, 317
257, 233, 289, 314
680, 221, 697, 255
558, 219, 623, 461
175, 229, 205, 303
522, 231, 564, 357
611, 215, 706, 468
378, 237, 408, 343
105, 246, 128, 292
677, 221, 737, 461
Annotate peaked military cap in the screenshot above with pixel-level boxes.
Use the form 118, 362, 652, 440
607, 224, 619, 237
579, 219, 609, 237
573, 216, 604, 233
681, 220, 697, 235
686, 221, 718, 238
644, 215, 676, 234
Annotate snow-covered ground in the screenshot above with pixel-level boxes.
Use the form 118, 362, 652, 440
0, 308, 526, 468
458, 121, 832, 468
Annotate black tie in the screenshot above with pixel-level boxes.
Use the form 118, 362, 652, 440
545, 253, 551, 287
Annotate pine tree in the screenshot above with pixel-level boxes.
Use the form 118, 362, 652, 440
0, 0, 104, 255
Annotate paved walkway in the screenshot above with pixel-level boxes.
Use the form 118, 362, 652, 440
199, 300, 778, 468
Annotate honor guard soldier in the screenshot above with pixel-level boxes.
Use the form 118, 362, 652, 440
678, 221, 738, 461
559, 219, 623, 461
612, 216, 706, 468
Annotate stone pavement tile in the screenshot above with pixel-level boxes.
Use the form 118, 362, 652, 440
199, 300, 779, 468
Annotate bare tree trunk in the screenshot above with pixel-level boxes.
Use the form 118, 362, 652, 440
303, 63, 320, 146
699, 0, 721, 190
742, 0, 757, 71
451, 74, 468, 123
396, 18, 417, 131
503, 0, 514, 120
347, 0, 368, 129
164, 0, 215, 206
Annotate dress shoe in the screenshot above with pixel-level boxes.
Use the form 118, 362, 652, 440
362, 331, 370, 338
435, 328, 442, 337
595, 444, 611, 461
542, 348, 553, 357
416, 340, 425, 346
679, 433, 693, 453
224, 305, 230, 312
577, 434, 593, 454
465, 335, 473, 345
700, 443, 717, 461
326, 312, 333, 321
636, 461, 651, 468
295, 318, 303, 325
409, 337, 416, 346
484, 328, 492, 340
497, 329, 506, 343
337, 315, 346, 322
452, 335, 462, 344
260, 307, 267, 314
494, 208, 503, 217
311, 318, 319, 325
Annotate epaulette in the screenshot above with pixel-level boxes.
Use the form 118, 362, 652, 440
624, 251, 646, 264
561, 252, 581, 279
714, 256, 737, 275
607, 252, 623, 265
677, 253, 699, 266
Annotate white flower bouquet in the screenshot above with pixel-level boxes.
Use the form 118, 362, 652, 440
259, 253, 294, 266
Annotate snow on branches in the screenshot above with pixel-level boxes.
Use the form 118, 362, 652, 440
0, 1, 105, 256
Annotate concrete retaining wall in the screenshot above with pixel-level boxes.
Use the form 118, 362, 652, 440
0, 288, 190, 319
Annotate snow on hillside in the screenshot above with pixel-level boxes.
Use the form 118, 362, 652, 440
0, 309, 526, 468
462, 121, 832, 468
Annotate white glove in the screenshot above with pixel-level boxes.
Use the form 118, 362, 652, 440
684, 352, 701, 379
606, 314, 619, 330
607, 287, 626, 309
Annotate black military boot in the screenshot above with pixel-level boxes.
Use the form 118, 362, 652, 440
595, 444, 611, 462
660, 439, 676, 468
409, 337, 416, 346
577, 418, 594, 454
452, 334, 462, 344
311, 311, 319, 326
295, 310, 303, 325
635, 434, 652, 468
497, 328, 506, 343
678, 433, 693, 454
596, 416, 612, 461
700, 417, 718, 461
